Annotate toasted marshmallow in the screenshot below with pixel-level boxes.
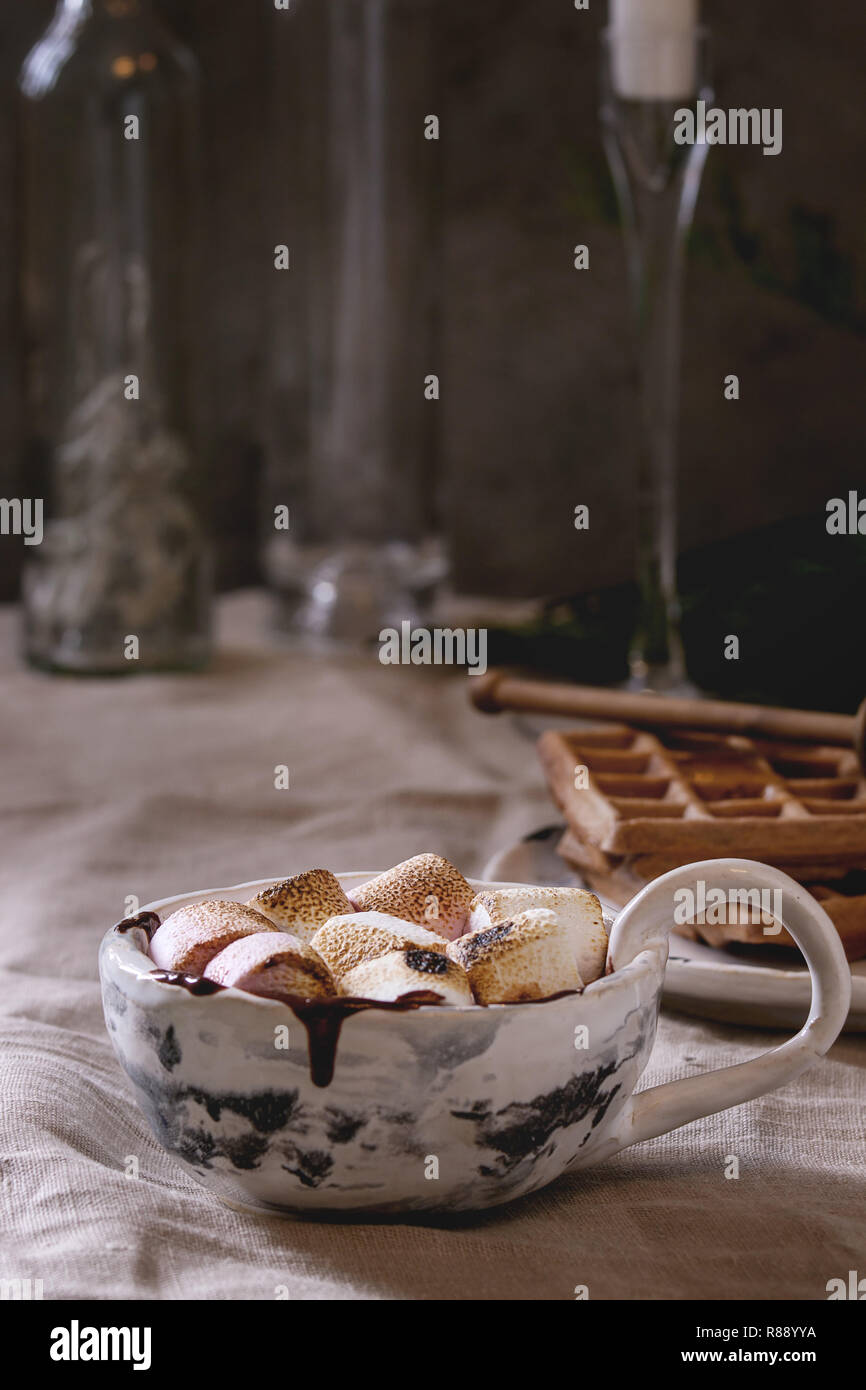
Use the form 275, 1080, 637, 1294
149, 900, 281, 976
246, 869, 353, 945
347, 854, 473, 941
340, 947, 473, 1006
310, 911, 447, 982
447, 909, 584, 1004
468, 886, 608, 984
203, 931, 333, 1001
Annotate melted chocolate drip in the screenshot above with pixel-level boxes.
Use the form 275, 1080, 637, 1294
286, 991, 444, 1088
149, 969, 225, 997
115, 910, 161, 941
513, 989, 580, 1006
144, 967, 581, 1090
144, 968, 447, 1087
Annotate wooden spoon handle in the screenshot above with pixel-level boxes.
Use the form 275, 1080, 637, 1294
471, 669, 866, 768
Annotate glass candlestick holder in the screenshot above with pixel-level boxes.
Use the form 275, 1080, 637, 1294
600, 26, 712, 693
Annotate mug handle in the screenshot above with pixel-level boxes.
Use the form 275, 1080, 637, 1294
606, 858, 852, 1150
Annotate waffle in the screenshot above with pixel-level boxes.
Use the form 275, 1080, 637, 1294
539, 724, 866, 961
538, 724, 866, 862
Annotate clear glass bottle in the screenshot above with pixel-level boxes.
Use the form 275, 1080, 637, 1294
262, 0, 446, 646
18, 0, 211, 673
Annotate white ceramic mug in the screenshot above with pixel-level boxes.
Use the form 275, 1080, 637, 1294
99, 859, 851, 1213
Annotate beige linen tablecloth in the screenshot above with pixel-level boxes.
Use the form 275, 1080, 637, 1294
1, 593, 863, 1301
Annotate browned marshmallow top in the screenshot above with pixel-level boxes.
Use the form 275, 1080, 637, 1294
204, 931, 333, 1000
149, 900, 281, 976
247, 869, 353, 944
339, 946, 473, 1006
311, 911, 447, 981
347, 854, 473, 941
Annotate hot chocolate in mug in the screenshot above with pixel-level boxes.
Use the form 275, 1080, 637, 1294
100, 858, 851, 1213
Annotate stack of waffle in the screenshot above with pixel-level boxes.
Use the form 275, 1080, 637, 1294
538, 723, 866, 961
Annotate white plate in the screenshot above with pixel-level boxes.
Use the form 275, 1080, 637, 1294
483, 826, 866, 1033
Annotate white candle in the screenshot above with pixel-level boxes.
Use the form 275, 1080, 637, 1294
609, 0, 699, 102
611, 0, 698, 29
